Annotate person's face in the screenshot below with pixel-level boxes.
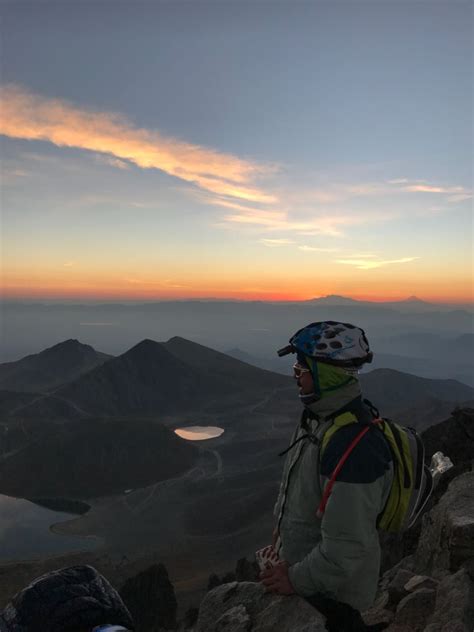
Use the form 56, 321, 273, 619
293, 363, 314, 395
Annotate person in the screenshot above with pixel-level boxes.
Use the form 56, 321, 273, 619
259, 321, 393, 630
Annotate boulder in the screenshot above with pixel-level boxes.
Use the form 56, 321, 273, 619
378, 556, 415, 593
386, 569, 415, 608
215, 604, 251, 632
235, 558, 259, 582
415, 472, 474, 576
361, 590, 394, 629
119, 563, 177, 632
403, 575, 438, 593
391, 588, 436, 631
423, 566, 474, 632
196, 582, 326, 632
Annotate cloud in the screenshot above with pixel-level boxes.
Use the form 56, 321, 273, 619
1, 84, 276, 204
403, 184, 465, 194
213, 197, 362, 236
447, 194, 472, 203
95, 155, 131, 170
63, 261, 75, 267
298, 245, 340, 253
124, 277, 188, 288
260, 238, 295, 246
387, 179, 471, 198
335, 257, 419, 270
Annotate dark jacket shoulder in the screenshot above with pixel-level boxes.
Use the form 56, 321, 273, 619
320, 422, 392, 484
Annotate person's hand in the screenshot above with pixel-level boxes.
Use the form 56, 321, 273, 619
259, 562, 295, 595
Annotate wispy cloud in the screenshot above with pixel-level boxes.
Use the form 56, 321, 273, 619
1, 84, 276, 204
63, 261, 75, 267
95, 155, 131, 170
335, 256, 419, 270
298, 245, 340, 253
260, 238, 295, 246
212, 195, 364, 236
403, 184, 466, 194
388, 179, 471, 200
124, 277, 188, 288
447, 194, 472, 203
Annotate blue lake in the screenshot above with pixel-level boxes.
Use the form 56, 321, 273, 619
0, 494, 100, 562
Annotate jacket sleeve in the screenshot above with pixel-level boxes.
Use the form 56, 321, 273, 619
287, 475, 388, 597
288, 425, 393, 598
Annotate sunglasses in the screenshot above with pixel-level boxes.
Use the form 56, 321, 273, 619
293, 363, 312, 378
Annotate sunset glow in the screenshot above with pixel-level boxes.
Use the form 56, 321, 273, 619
1, 2, 472, 305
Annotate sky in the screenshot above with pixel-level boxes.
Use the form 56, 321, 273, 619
1, 1, 472, 303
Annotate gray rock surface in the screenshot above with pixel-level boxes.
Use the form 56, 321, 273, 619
423, 566, 474, 632
392, 588, 436, 631
415, 472, 474, 576
404, 575, 438, 593
386, 569, 415, 608
196, 582, 326, 632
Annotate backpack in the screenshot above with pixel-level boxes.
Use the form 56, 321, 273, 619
318, 401, 434, 533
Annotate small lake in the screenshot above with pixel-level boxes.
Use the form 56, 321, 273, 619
0, 494, 101, 562
175, 426, 225, 441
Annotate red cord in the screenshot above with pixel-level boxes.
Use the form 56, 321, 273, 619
317, 419, 382, 518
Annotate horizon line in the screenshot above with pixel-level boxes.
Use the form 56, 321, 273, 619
2, 294, 473, 306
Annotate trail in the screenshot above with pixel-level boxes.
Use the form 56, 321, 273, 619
8, 390, 90, 418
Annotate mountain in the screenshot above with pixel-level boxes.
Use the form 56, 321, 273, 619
360, 368, 474, 427
305, 294, 361, 305
0, 418, 198, 499
0, 339, 112, 393
9, 337, 289, 419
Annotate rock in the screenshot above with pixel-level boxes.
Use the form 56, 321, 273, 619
423, 566, 474, 632
362, 591, 394, 629
404, 574, 438, 592
392, 588, 436, 631
208, 573, 222, 591
0, 565, 134, 632
197, 582, 326, 632
386, 569, 415, 608
215, 605, 251, 632
415, 472, 474, 576
183, 606, 199, 629
222, 572, 237, 584
379, 556, 415, 592
119, 563, 177, 632
235, 557, 259, 582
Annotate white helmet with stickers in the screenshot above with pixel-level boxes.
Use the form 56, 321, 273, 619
277, 320, 373, 368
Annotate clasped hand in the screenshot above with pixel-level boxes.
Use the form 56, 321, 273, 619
259, 562, 295, 596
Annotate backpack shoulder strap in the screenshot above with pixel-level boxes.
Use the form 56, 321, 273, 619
317, 416, 383, 518
320, 411, 358, 454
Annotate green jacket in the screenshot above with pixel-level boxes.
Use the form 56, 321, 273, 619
274, 398, 393, 611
